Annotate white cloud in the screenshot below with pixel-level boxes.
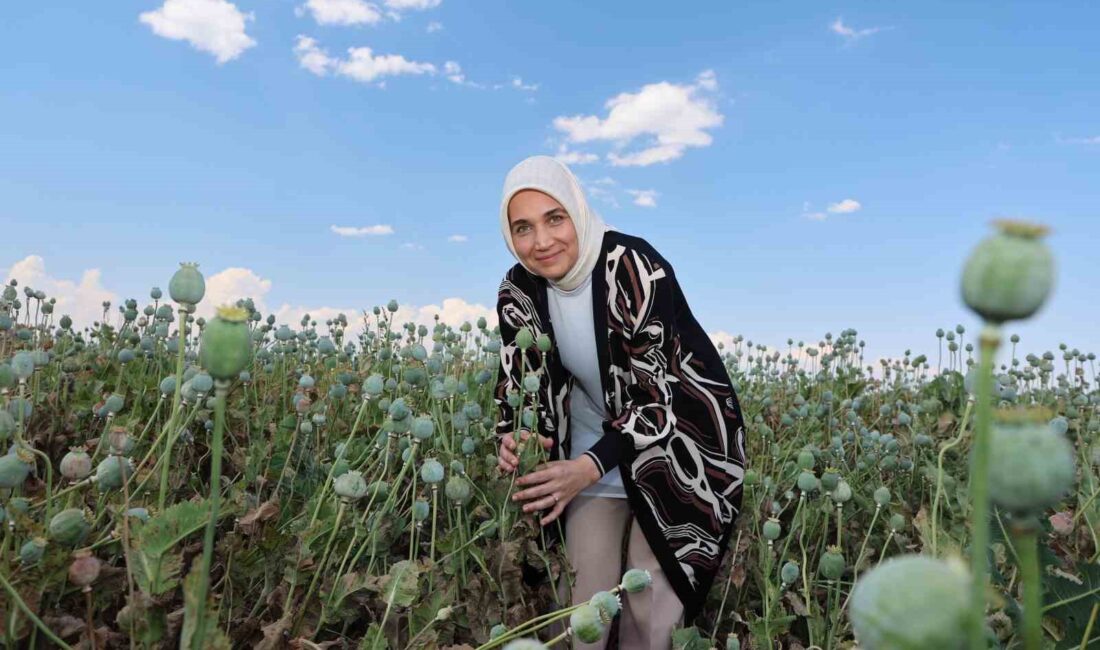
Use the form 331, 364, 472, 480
580, 176, 620, 208
426, 21, 443, 33
298, 0, 383, 25
511, 76, 539, 92
827, 198, 862, 214
447, 234, 468, 242
400, 242, 426, 251
198, 267, 273, 318
830, 17, 886, 41
331, 224, 394, 236
295, 36, 435, 84
140, 0, 256, 64
383, 0, 441, 9
554, 144, 598, 165
553, 70, 723, 167
4, 256, 118, 330
441, 61, 483, 88
627, 189, 659, 208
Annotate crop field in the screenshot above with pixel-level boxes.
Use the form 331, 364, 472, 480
0, 222, 1097, 650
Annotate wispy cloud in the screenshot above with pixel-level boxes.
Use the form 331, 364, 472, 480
554, 144, 598, 165
553, 70, 723, 167
140, 0, 256, 64
627, 189, 659, 208
401, 242, 426, 251
1055, 133, 1100, 145
331, 224, 394, 236
426, 21, 443, 33
297, 0, 440, 26
830, 17, 889, 42
802, 198, 861, 220
511, 76, 539, 92
447, 234, 468, 242
827, 198, 862, 214
295, 36, 436, 85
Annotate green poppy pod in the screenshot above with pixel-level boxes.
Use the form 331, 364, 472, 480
743, 469, 759, 487
0, 451, 32, 488
961, 220, 1055, 323
873, 487, 891, 507
523, 374, 540, 393
411, 416, 434, 440
832, 480, 853, 504
95, 456, 134, 491
387, 299, 399, 313
49, 508, 91, 546
620, 568, 652, 593
461, 436, 477, 455
989, 418, 1075, 515
60, 448, 93, 480
411, 499, 430, 522
726, 637, 740, 650
0, 403, 18, 437
502, 640, 547, 650
60, 315, 73, 329
889, 513, 906, 532
536, 333, 552, 353
569, 604, 605, 643
762, 518, 781, 541
445, 475, 472, 504
589, 590, 620, 622
169, 262, 205, 309
850, 555, 969, 650
364, 374, 385, 397
797, 471, 818, 493
199, 306, 251, 381
388, 398, 411, 421
333, 470, 369, 500
515, 327, 535, 350
126, 507, 150, 522
780, 561, 800, 585
20, 537, 47, 566
366, 480, 389, 500
118, 348, 136, 364
11, 351, 34, 380
150, 286, 162, 300
420, 459, 445, 484
821, 469, 840, 491
191, 372, 214, 394
818, 547, 845, 580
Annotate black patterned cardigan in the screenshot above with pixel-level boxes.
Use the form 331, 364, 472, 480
493, 229, 748, 622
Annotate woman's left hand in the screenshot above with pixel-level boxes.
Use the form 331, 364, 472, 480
512, 457, 601, 526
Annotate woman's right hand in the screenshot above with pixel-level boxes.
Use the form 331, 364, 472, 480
498, 430, 553, 474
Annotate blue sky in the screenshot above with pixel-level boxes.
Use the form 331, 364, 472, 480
2, 1, 1098, 365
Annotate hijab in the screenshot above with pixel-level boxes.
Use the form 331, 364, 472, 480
499, 155, 613, 293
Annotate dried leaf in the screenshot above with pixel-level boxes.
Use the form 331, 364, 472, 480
239, 499, 280, 535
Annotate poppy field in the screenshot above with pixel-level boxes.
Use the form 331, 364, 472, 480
0, 221, 1097, 650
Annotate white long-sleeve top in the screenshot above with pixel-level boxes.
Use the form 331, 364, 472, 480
545, 271, 627, 499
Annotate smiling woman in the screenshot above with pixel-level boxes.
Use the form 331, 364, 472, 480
494, 156, 748, 649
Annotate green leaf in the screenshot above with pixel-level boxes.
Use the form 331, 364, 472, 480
671, 624, 710, 650
1045, 560, 1100, 649
380, 559, 420, 608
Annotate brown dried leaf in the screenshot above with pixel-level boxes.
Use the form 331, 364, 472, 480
783, 591, 810, 617
42, 614, 85, 639
730, 563, 746, 589
256, 615, 292, 650
239, 499, 280, 535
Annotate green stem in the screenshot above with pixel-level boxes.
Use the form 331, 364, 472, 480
1011, 520, 1042, 650
191, 380, 228, 650
968, 324, 1000, 650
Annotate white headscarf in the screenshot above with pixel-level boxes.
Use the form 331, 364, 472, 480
500, 155, 613, 292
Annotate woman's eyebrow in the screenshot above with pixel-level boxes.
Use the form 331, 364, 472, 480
511, 208, 566, 227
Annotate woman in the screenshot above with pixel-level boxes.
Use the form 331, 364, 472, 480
494, 155, 747, 649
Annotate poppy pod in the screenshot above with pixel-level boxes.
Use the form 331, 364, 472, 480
200, 305, 252, 381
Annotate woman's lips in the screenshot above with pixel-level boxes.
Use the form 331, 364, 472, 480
536, 251, 559, 262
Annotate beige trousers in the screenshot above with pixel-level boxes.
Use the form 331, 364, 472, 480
549, 495, 684, 650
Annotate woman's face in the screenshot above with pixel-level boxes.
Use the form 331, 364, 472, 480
507, 189, 579, 281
